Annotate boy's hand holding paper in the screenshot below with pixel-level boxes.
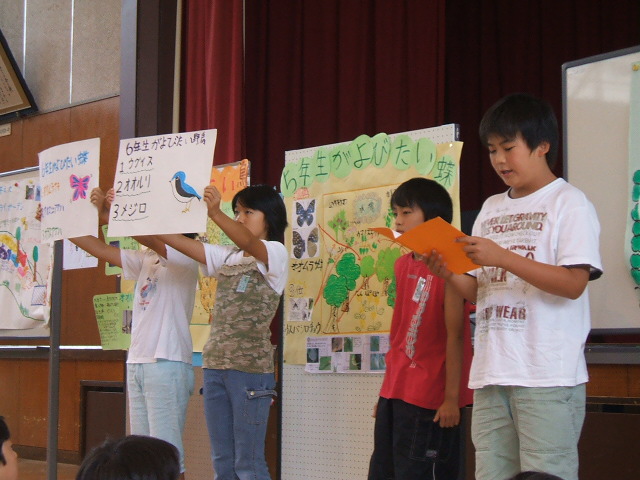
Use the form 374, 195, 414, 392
370, 217, 477, 274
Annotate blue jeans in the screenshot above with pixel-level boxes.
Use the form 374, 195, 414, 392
368, 397, 462, 480
203, 368, 276, 480
472, 384, 586, 480
127, 360, 195, 473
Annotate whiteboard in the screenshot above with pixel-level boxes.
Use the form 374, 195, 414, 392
280, 124, 459, 480
562, 45, 640, 333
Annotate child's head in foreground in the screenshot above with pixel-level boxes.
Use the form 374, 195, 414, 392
391, 177, 453, 224
509, 471, 565, 480
0, 417, 17, 480
232, 184, 288, 242
75, 435, 180, 480
479, 92, 559, 169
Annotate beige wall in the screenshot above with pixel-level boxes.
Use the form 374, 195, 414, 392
0, 0, 120, 114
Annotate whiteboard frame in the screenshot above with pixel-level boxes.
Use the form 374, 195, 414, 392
562, 45, 640, 335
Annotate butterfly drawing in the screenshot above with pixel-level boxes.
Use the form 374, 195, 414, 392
296, 199, 316, 227
292, 227, 319, 259
70, 174, 90, 201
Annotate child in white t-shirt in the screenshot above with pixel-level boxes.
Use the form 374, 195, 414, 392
70, 188, 199, 479
427, 93, 602, 480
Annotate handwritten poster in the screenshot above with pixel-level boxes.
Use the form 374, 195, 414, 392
190, 159, 250, 351
38, 138, 100, 241
93, 293, 133, 350
281, 127, 463, 365
0, 170, 53, 330
107, 129, 217, 237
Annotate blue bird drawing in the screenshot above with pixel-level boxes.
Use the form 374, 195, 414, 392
169, 171, 202, 212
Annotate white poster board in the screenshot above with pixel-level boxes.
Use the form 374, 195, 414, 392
38, 138, 100, 241
107, 129, 217, 237
563, 45, 640, 333
0, 167, 52, 336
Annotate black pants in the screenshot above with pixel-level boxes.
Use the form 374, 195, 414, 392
368, 397, 462, 480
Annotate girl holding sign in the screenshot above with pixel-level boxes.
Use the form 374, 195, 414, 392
159, 184, 287, 480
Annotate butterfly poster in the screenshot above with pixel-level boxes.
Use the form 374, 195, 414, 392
38, 137, 100, 242
291, 198, 320, 259
282, 127, 463, 365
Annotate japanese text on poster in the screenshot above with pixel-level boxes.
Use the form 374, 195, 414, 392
38, 138, 100, 241
107, 129, 217, 237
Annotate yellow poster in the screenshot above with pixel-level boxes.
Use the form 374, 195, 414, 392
190, 159, 250, 351
281, 128, 462, 364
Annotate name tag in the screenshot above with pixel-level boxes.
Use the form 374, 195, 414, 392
236, 274, 250, 293
412, 277, 426, 302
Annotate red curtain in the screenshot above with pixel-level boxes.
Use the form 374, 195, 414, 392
445, 0, 640, 211
244, 0, 447, 188
180, 0, 244, 166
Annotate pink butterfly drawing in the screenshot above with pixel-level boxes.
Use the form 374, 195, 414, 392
69, 174, 90, 201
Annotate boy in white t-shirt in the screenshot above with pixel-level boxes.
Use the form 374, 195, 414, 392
427, 93, 602, 480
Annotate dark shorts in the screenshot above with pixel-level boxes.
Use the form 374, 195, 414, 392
368, 397, 463, 480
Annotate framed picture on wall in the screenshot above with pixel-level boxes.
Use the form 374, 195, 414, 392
0, 28, 37, 123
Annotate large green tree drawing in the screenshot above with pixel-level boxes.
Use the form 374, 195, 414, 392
375, 246, 402, 296
323, 274, 347, 333
360, 255, 375, 289
322, 252, 361, 332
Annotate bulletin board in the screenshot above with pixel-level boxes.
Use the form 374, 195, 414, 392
280, 124, 460, 479
0, 166, 52, 337
562, 45, 640, 333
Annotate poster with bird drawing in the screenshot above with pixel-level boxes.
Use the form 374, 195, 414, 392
107, 129, 217, 237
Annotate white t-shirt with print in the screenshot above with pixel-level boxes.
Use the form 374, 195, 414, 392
121, 246, 199, 364
201, 240, 288, 294
469, 178, 602, 388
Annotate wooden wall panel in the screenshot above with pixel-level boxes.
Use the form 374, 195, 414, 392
0, 121, 25, 173
628, 367, 640, 397
18, 360, 49, 448
59, 361, 81, 451
0, 357, 124, 454
0, 359, 21, 434
20, 109, 71, 168
586, 365, 628, 397
69, 96, 120, 188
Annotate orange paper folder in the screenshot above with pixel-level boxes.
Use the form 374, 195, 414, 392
370, 217, 477, 275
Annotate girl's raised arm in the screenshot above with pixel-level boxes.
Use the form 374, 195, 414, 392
156, 234, 206, 264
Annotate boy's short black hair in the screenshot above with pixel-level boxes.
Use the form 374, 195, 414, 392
76, 435, 180, 480
479, 93, 559, 168
233, 185, 288, 243
391, 177, 453, 223
0, 416, 9, 465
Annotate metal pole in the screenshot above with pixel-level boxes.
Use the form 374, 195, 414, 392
46, 240, 63, 479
